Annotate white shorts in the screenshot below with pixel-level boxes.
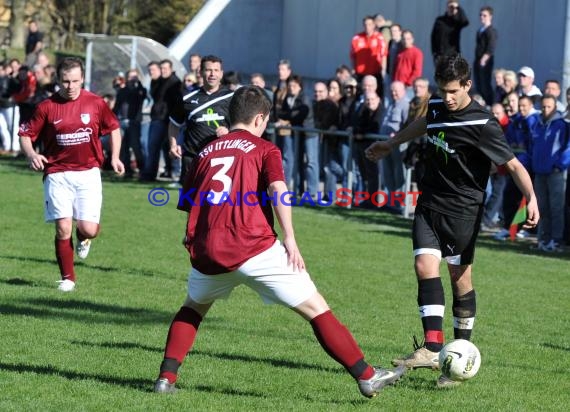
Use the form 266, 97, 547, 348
43, 167, 102, 223
188, 240, 318, 307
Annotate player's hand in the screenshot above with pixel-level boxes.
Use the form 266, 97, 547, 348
365, 140, 393, 161
111, 158, 125, 175
523, 195, 540, 229
27, 153, 48, 171
216, 126, 229, 137
170, 144, 182, 159
283, 236, 306, 272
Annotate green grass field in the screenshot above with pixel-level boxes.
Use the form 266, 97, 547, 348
0, 156, 569, 411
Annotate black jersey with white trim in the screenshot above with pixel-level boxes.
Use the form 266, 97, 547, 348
419, 96, 514, 218
170, 87, 234, 157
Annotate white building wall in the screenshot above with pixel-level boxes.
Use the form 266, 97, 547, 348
176, 0, 568, 91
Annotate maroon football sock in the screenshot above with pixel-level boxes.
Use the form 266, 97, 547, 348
159, 306, 203, 383
55, 237, 75, 282
310, 310, 374, 380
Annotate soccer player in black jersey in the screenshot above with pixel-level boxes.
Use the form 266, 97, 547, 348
169, 55, 234, 184
365, 54, 539, 388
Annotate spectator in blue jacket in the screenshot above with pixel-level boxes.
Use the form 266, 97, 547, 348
531, 94, 570, 252
494, 95, 539, 240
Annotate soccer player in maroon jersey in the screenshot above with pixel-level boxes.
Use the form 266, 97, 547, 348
153, 86, 405, 397
19, 57, 124, 292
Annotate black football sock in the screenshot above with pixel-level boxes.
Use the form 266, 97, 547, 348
418, 277, 445, 352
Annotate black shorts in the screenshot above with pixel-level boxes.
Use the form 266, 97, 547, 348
412, 204, 482, 265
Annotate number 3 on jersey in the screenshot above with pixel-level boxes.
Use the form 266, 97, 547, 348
209, 156, 234, 204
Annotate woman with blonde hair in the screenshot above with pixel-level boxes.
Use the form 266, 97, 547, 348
502, 70, 518, 94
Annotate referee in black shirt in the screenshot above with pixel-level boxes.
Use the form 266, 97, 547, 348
169, 55, 234, 184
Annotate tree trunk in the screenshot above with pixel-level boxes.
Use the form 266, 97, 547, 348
101, 0, 110, 34
87, 1, 95, 34
10, 0, 27, 49
66, 3, 76, 50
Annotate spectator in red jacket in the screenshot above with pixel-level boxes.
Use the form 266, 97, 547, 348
393, 30, 423, 99
350, 15, 387, 98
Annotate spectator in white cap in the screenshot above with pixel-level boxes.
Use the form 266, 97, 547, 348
517, 66, 542, 107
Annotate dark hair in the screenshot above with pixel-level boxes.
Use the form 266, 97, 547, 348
541, 94, 557, 104
200, 55, 223, 71
518, 95, 534, 105
335, 64, 351, 74
278, 59, 291, 68
481, 6, 493, 15
57, 57, 84, 79
147, 61, 160, 69
159, 59, 172, 68
362, 15, 375, 24
286, 74, 303, 88
390, 23, 402, 31
229, 86, 272, 125
544, 79, 560, 87
435, 54, 471, 86
223, 70, 241, 86
327, 78, 341, 89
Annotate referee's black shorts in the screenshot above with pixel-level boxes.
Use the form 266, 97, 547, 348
412, 204, 482, 266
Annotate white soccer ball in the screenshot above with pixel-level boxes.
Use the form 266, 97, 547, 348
438, 339, 481, 381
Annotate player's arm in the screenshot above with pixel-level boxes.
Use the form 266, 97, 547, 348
503, 157, 539, 228
365, 116, 427, 161
268, 180, 305, 272
109, 128, 125, 175
19, 105, 47, 171
169, 121, 181, 159
20, 136, 47, 171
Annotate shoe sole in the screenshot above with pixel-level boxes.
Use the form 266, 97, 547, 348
391, 360, 439, 370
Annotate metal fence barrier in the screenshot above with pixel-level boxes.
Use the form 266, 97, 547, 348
268, 124, 415, 218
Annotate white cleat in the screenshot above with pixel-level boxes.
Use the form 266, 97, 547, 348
76, 239, 92, 259
57, 279, 76, 292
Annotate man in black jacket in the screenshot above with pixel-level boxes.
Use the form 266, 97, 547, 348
430, 1, 469, 65
474, 6, 498, 106
114, 69, 147, 177
140, 59, 181, 181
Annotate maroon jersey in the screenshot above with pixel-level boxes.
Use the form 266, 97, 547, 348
178, 129, 285, 275
19, 89, 119, 175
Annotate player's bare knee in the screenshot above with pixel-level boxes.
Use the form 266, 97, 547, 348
448, 264, 473, 293
414, 254, 440, 279
55, 219, 73, 239
448, 264, 470, 280
77, 222, 100, 239
293, 292, 330, 321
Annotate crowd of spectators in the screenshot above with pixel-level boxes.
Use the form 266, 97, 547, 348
1, 7, 569, 250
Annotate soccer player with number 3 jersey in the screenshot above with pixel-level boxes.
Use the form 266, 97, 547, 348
153, 86, 406, 397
